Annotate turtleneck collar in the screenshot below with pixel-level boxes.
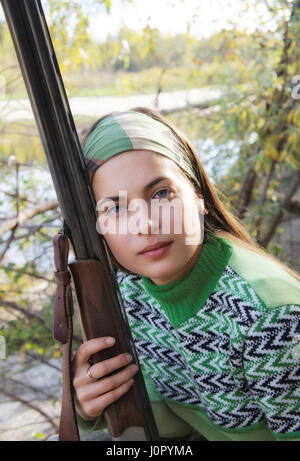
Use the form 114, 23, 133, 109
141, 233, 233, 327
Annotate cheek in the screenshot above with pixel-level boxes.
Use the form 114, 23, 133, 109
104, 233, 127, 254
180, 196, 202, 239
155, 196, 198, 238
103, 230, 135, 266
171, 195, 198, 231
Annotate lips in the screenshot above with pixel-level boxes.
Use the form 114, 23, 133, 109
139, 241, 173, 255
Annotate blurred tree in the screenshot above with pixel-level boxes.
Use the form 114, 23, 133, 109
1, 0, 300, 440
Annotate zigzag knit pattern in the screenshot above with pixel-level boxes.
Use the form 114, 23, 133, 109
116, 266, 300, 436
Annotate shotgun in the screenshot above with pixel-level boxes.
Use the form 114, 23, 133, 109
1, 0, 159, 441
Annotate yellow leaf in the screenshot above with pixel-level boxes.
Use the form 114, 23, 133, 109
267, 144, 278, 159
267, 134, 279, 145
241, 110, 248, 126
278, 149, 287, 161
286, 110, 295, 125
265, 134, 279, 159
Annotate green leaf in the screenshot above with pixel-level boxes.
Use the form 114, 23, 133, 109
271, 245, 285, 256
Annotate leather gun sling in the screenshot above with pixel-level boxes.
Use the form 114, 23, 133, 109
52, 233, 80, 441
52, 233, 150, 441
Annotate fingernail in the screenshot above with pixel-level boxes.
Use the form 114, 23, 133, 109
130, 364, 139, 373
105, 337, 115, 345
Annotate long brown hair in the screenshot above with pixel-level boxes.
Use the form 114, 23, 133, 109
81, 106, 300, 283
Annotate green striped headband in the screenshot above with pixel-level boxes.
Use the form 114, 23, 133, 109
83, 110, 200, 189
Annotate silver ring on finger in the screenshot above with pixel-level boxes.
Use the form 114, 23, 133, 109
87, 366, 98, 381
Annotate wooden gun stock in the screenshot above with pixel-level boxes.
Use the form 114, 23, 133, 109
69, 258, 148, 439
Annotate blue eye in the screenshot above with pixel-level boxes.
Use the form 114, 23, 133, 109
106, 204, 124, 215
105, 189, 170, 215
154, 189, 170, 199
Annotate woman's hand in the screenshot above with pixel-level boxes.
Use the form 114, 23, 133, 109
72, 337, 139, 421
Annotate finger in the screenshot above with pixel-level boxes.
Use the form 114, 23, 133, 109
88, 352, 134, 380
83, 379, 135, 418
73, 337, 115, 367
73, 352, 134, 388
78, 363, 139, 402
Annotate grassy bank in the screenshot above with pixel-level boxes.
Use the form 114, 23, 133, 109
1, 64, 212, 100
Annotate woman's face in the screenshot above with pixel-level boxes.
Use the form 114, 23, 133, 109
92, 150, 205, 285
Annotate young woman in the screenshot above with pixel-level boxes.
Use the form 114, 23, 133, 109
72, 107, 300, 441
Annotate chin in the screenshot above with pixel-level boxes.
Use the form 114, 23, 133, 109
120, 253, 181, 279
144, 262, 180, 280
148, 269, 172, 279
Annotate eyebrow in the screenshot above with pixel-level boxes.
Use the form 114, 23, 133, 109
99, 176, 169, 204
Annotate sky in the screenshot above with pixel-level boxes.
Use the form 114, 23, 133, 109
86, 0, 272, 42
0, 0, 273, 41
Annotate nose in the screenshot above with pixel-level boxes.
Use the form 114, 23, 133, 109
133, 201, 160, 235
138, 209, 160, 235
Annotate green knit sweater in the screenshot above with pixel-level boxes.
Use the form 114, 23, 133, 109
77, 233, 300, 441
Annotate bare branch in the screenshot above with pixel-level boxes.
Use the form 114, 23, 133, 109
0, 199, 59, 237
261, 167, 300, 247
24, 351, 62, 373
0, 386, 59, 430
0, 298, 82, 344
3, 376, 59, 400
0, 298, 47, 326
13, 213, 61, 240
284, 198, 300, 215
2, 266, 54, 283
0, 224, 17, 262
